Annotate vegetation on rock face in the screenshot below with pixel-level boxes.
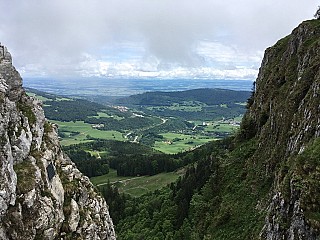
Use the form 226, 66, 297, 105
292, 138, 320, 229
14, 160, 37, 194
17, 100, 36, 125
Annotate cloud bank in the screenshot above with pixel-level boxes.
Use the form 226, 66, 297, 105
0, 0, 318, 79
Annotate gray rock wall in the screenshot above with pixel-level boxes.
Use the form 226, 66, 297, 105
0, 44, 116, 239
242, 20, 320, 239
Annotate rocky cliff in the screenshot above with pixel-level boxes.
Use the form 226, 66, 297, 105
0, 45, 116, 239
241, 19, 320, 239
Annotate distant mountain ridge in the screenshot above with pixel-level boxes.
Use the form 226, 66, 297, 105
115, 88, 251, 106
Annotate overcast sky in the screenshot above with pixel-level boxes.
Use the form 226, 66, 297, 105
0, 0, 318, 80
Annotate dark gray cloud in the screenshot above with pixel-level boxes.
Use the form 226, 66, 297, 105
0, 0, 318, 78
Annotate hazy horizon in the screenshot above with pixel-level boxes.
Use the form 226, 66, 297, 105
23, 77, 253, 97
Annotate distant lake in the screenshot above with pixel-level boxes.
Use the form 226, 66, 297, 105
23, 78, 253, 97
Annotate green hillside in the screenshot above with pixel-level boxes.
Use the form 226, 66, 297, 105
115, 88, 250, 106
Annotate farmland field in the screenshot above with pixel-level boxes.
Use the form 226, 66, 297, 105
91, 169, 184, 197
52, 120, 125, 145
153, 132, 214, 154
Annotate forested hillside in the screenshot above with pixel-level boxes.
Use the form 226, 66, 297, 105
115, 88, 250, 106
105, 19, 320, 239
63, 140, 184, 177
115, 88, 249, 121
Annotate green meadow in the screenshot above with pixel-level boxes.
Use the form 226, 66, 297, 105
52, 120, 125, 146
91, 169, 183, 197
90, 111, 124, 120
27, 92, 51, 102
154, 132, 214, 154
204, 122, 239, 133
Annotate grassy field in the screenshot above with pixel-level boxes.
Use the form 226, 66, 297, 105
27, 91, 72, 102
91, 169, 183, 197
152, 119, 241, 154
86, 150, 108, 158
234, 116, 244, 122
90, 111, 124, 120
154, 132, 214, 154
52, 120, 125, 145
27, 92, 51, 102
204, 122, 239, 133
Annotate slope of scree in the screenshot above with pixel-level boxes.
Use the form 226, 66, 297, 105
241, 19, 320, 239
0, 44, 116, 239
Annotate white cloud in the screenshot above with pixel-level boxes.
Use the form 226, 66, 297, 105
74, 56, 259, 80
0, 0, 318, 80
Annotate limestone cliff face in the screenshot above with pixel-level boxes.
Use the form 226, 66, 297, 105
242, 20, 320, 239
0, 45, 116, 239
